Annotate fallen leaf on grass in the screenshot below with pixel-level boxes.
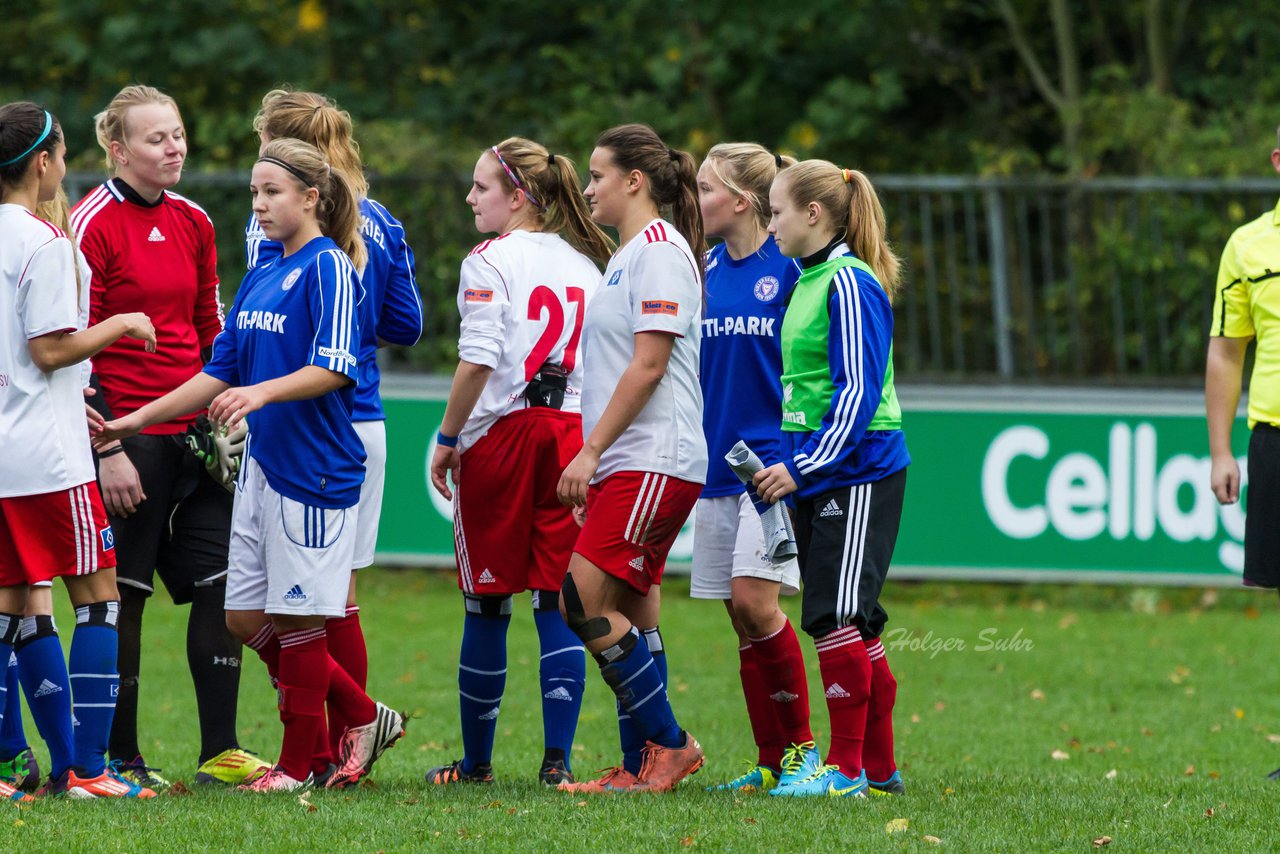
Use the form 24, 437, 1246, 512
1204, 808, 1214, 818
1185, 765, 1195, 776
923, 836, 942, 845
1244, 605, 1260, 620
575, 801, 587, 807
1105, 769, 1117, 780
12, 820, 22, 828
1268, 734, 1280, 744
680, 834, 697, 847
1235, 708, 1246, 720
1093, 836, 1112, 847
935, 702, 946, 712
1142, 728, 1153, 737
885, 818, 909, 833
166, 780, 193, 797
1030, 689, 1045, 701
1058, 612, 1078, 629
483, 800, 503, 809
1051, 750, 1071, 761
742, 817, 757, 825
911, 714, 921, 724
943, 787, 954, 796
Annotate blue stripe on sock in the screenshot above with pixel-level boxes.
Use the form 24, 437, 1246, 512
458, 611, 509, 772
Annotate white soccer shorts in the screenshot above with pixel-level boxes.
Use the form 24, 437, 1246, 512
225, 456, 357, 617
690, 493, 801, 600
352, 420, 386, 570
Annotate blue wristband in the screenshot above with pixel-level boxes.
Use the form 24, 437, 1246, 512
436, 431, 459, 448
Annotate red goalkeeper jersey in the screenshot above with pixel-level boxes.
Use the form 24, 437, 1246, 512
70, 179, 223, 434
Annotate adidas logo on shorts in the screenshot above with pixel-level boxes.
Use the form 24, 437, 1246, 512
825, 682, 851, 699
478, 707, 499, 721
544, 687, 574, 702
478, 569, 496, 584
769, 690, 799, 703
628, 556, 646, 573
147, 226, 165, 242
33, 679, 63, 698
283, 585, 307, 602
819, 499, 843, 518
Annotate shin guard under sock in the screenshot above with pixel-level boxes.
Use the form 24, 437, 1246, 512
814, 625, 872, 776
276, 628, 330, 781
15, 615, 73, 776
600, 627, 680, 770
458, 607, 510, 772
533, 596, 584, 770
70, 602, 120, 777
750, 619, 814, 747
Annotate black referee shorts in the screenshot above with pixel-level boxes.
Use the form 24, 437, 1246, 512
1245, 424, 1280, 589
794, 467, 907, 640
103, 432, 233, 604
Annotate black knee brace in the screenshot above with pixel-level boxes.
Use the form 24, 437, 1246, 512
464, 593, 513, 618
560, 575, 612, 642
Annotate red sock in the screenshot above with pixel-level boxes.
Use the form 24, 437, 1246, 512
750, 619, 813, 746
325, 652, 376, 730
276, 628, 331, 781
863, 637, 898, 782
325, 608, 368, 758
245, 623, 280, 680
737, 644, 786, 770
814, 625, 871, 776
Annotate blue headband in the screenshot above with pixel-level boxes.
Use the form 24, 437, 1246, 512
0, 111, 53, 168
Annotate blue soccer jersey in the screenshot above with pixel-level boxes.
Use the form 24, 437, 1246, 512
699, 237, 799, 497
246, 197, 422, 422
206, 235, 365, 508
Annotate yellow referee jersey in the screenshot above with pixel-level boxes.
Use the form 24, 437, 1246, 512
1212, 197, 1280, 428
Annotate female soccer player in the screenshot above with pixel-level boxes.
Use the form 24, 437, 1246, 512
97, 138, 404, 792
70, 84, 265, 788
1, 100, 159, 798
424, 137, 612, 787
556, 124, 707, 793
753, 160, 910, 798
246, 88, 422, 777
692, 144, 818, 793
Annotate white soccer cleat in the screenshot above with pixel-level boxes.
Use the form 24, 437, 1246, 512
326, 702, 405, 788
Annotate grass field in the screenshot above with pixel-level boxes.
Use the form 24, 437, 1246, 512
10, 569, 1280, 851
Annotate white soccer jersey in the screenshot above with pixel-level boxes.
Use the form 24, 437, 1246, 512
0, 204, 95, 497
582, 218, 707, 484
456, 230, 601, 452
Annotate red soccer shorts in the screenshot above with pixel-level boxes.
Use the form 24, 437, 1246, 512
0, 482, 117, 585
573, 470, 701, 595
454, 408, 583, 596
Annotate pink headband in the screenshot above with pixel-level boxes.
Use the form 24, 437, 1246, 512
491, 146, 544, 210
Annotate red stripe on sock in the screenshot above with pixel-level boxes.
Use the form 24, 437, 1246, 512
816, 627, 872, 775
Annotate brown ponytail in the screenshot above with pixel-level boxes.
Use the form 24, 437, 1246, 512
595, 124, 705, 262
489, 137, 615, 266
260, 138, 367, 272
254, 89, 368, 199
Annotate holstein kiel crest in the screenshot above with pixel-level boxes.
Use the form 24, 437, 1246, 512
754, 275, 780, 302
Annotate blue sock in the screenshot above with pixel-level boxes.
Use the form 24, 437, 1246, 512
15, 616, 73, 776
619, 626, 668, 773
533, 601, 585, 770
600, 626, 680, 769
458, 601, 509, 773
69, 603, 119, 777
0, 649, 27, 758
0, 616, 20, 756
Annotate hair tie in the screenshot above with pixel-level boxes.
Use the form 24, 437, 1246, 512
774, 153, 783, 169
491, 145, 545, 210
547, 153, 556, 167
667, 147, 678, 162
0, 111, 53, 168
841, 168, 853, 184
325, 162, 332, 177
258, 155, 315, 189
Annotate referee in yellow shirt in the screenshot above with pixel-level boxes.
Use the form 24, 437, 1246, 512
1207, 127, 1280, 595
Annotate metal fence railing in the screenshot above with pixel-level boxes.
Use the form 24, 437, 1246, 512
65, 172, 1279, 383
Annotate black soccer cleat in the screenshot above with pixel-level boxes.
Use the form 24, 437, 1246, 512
425, 759, 494, 785
538, 757, 573, 786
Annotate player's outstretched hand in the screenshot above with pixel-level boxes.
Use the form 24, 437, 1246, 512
557, 447, 599, 507
431, 443, 460, 500
82, 387, 106, 435
754, 463, 798, 504
208, 386, 269, 430
93, 412, 146, 447
99, 451, 146, 517
117, 312, 157, 353
1210, 453, 1240, 505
